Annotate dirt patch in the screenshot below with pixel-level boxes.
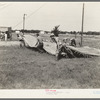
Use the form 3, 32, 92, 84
0, 41, 20, 47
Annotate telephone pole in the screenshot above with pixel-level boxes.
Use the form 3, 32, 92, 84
81, 3, 84, 46
23, 14, 27, 35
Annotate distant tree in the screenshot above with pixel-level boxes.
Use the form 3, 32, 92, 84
20, 29, 40, 33
59, 31, 67, 34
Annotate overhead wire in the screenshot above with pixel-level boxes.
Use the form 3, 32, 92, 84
0, 3, 7, 7
0, 3, 12, 11
13, 3, 46, 29
0, 3, 13, 27
26, 3, 46, 20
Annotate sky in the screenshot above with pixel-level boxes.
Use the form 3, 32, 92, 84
0, 2, 100, 32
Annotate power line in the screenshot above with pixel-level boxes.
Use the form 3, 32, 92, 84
0, 4, 12, 11
13, 3, 46, 29
13, 20, 23, 29
0, 3, 7, 7
26, 3, 46, 20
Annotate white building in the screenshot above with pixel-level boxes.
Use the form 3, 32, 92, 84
0, 26, 12, 32
39, 31, 45, 34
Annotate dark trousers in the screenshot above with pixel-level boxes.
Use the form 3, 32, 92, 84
37, 43, 44, 53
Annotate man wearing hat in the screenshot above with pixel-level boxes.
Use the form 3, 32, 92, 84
70, 38, 76, 47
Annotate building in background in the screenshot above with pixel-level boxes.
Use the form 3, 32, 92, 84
0, 26, 12, 41
0, 26, 12, 33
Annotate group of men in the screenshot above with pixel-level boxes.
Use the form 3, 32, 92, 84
18, 26, 76, 60
35, 30, 76, 52
35, 24, 76, 47
0, 31, 12, 41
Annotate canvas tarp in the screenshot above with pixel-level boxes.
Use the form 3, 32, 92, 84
43, 42, 57, 55
22, 34, 100, 57
23, 34, 38, 47
66, 46, 100, 57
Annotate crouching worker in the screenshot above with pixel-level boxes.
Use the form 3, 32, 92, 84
35, 33, 44, 53
70, 38, 76, 47
17, 34, 25, 47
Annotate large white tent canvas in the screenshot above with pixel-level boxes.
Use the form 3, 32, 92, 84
43, 42, 57, 55
23, 34, 38, 47
22, 34, 100, 57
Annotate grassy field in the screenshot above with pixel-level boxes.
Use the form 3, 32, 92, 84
0, 34, 100, 89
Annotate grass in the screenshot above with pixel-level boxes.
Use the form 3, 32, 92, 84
0, 34, 100, 89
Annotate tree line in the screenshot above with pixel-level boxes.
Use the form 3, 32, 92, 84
13, 29, 100, 35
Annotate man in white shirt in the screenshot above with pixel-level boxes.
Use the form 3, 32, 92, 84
5, 32, 7, 41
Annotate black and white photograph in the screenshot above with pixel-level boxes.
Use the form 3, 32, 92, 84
0, 1, 100, 97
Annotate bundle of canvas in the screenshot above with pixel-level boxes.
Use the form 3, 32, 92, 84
43, 42, 57, 55
22, 34, 100, 58
64, 46, 100, 57
23, 34, 39, 47
43, 42, 100, 58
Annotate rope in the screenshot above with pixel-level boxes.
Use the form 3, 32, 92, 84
13, 3, 46, 29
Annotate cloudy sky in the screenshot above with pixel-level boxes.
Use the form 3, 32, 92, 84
0, 2, 100, 32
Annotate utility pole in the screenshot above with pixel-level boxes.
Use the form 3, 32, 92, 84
23, 14, 27, 35
81, 3, 84, 46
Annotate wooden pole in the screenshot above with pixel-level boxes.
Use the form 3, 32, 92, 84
23, 14, 27, 35
81, 3, 84, 46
